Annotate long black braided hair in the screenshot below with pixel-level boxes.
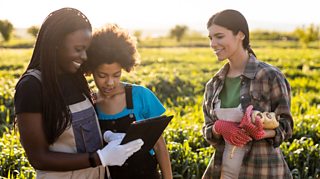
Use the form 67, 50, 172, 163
22, 7, 92, 144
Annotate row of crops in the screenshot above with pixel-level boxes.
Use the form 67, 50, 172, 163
0, 47, 319, 178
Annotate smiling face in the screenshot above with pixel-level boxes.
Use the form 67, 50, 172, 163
208, 24, 244, 61
93, 63, 122, 96
57, 29, 92, 74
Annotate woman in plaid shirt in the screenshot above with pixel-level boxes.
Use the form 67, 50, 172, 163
202, 9, 293, 179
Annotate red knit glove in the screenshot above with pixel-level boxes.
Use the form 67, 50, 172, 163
214, 120, 252, 147
240, 105, 265, 140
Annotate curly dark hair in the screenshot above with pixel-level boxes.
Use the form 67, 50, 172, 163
85, 24, 140, 73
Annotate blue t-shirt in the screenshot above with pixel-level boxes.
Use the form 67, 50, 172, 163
96, 83, 165, 155
96, 83, 166, 121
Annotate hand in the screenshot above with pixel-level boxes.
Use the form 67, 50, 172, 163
103, 130, 126, 143
214, 120, 251, 147
97, 138, 144, 166
240, 105, 265, 140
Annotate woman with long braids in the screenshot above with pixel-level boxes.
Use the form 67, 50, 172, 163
14, 7, 143, 179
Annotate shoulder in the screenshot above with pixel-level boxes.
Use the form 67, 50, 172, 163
243, 54, 285, 81
243, 55, 284, 81
131, 84, 154, 94
205, 77, 215, 91
130, 84, 162, 105
252, 60, 290, 93
205, 76, 217, 87
16, 75, 41, 92
204, 72, 222, 93
14, 74, 42, 114
256, 61, 286, 80
205, 63, 228, 89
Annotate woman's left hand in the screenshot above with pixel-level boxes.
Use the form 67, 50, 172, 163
240, 105, 265, 140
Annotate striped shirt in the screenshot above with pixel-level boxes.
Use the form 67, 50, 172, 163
202, 54, 293, 179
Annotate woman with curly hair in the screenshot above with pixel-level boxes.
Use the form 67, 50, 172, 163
84, 24, 172, 179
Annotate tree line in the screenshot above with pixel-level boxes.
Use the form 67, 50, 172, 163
0, 19, 320, 47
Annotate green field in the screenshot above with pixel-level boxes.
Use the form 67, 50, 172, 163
0, 47, 319, 179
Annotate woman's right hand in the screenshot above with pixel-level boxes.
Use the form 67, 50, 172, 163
97, 138, 144, 166
213, 120, 252, 147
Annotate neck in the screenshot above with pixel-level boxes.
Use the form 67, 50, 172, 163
227, 50, 249, 77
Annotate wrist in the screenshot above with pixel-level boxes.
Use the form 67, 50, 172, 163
97, 149, 106, 167
88, 152, 100, 168
264, 129, 276, 138
212, 124, 220, 135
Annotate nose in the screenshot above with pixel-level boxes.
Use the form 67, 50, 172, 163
80, 51, 87, 61
106, 77, 114, 86
210, 38, 217, 49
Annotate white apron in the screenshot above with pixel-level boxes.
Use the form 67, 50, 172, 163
214, 100, 249, 179
24, 70, 107, 179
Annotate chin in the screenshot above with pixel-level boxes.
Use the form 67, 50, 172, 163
217, 56, 227, 61
65, 65, 80, 74
69, 69, 78, 74
60, 69, 77, 74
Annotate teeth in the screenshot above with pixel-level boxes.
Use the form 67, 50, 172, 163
73, 61, 81, 68
215, 49, 222, 54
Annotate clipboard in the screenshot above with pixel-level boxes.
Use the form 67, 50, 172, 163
120, 115, 173, 152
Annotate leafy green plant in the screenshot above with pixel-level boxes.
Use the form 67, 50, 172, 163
0, 127, 35, 178
281, 137, 320, 179
167, 141, 213, 179
1, 47, 320, 178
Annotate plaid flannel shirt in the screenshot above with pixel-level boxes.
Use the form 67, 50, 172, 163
202, 54, 293, 179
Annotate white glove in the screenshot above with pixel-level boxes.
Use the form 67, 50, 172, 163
103, 130, 126, 143
97, 138, 143, 166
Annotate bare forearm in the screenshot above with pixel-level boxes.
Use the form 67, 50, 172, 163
157, 156, 172, 179
154, 137, 172, 179
18, 114, 102, 171
28, 151, 101, 171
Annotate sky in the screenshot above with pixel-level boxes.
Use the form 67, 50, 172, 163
0, 0, 319, 36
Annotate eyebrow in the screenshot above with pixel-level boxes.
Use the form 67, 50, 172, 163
97, 70, 121, 75
213, 32, 224, 36
208, 32, 224, 38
